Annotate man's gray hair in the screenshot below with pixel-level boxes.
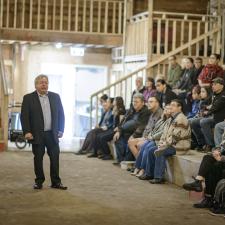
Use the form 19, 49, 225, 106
133, 93, 144, 102
136, 76, 143, 82
34, 74, 49, 86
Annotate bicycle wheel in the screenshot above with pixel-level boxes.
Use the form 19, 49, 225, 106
15, 136, 27, 149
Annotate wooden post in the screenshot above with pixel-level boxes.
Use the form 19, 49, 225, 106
75, 0, 79, 31
147, 0, 153, 63
68, 0, 71, 31
104, 1, 108, 33
157, 19, 161, 55
29, 0, 33, 29
53, 0, 56, 30
82, 0, 86, 32
97, 1, 101, 33
6, 0, 9, 28
22, 0, 25, 29
222, 9, 225, 62
14, 0, 18, 29
90, 0, 93, 32
196, 21, 201, 56
37, 0, 41, 29
122, 0, 127, 76
45, 0, 49, 30
0, 0, 3, 28
204, 20, 208, 57
60, 0, 63, 31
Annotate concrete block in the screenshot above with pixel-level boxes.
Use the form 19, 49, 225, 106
165, 150, 204, 187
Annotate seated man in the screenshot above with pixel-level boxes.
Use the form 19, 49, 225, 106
128, 96, 163, 158
130, 77, 145, 108
183, 147, 225, 209
166, 55, 183, 88
195, 78, 225, 151
141, 99, 191, 184
113, 93, 150, 164
155, 79, 177, 108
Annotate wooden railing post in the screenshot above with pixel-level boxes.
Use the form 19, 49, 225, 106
147, 0, 153, 63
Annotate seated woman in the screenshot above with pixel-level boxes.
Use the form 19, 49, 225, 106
189, 86, 212, 151
143, 77, 157, 103
77, 97, 113, 156
93, 97, 126, 160
131, 105, 171, 178
87, 98, 114, 157
183, 147, 225, 210
198, 53, 224, 87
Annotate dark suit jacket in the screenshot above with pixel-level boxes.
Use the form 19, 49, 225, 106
21, 91, 65, 144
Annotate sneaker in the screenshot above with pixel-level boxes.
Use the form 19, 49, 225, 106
102, 155, 113, 160
209, 207, 225, 216
183, 179, 203, 192
193, 197, 213, 208
149, 178, 165, 184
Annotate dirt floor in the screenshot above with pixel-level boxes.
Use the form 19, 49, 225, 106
0, 151, 224, 225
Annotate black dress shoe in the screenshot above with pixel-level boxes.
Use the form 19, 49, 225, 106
138, 174, 153, 180
33, 183, 43, 189
112, 162, 120, 166
102, 155, 113, 160
193, 197, 213, 208
51, 183, 68, 190
87, 153, 98, 158
74, 150, 86, 155
149, 178, 165, 184
183, 179, 203, 192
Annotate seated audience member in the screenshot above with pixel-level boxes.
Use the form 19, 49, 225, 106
156, 79, 177, 108
93, 97, 126, 160
189, 86, 212, 150
143, 77, 157, 103
187, 85, 201, 119
166, 55, 183, 88
183, 147, 225, 210
139, 99, 191, 184
173, 57, 196, 113
198, 78, 225, 151
113, 94, 150, 164
76, 94, 108, 155
192, 57, 204, 86
77, 98, 114, 155
132, 105, 172, 178
87, 98, 114, 157
198, 53, 224, 87
130, 77, 145, 108
174, 57, 195, 93
128, 96, 163, 158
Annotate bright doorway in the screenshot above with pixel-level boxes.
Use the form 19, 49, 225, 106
41, 63, 108, 151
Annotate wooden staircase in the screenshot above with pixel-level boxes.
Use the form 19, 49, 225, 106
90, 10, 222, 127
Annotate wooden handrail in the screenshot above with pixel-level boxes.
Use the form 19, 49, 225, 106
91, 26, 220, 98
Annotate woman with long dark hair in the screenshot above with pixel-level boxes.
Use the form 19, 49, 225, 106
94, 96, 126, 160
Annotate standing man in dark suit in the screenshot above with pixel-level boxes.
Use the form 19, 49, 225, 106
21, 74, 67, 190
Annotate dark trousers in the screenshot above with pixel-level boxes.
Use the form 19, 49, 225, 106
81, 128, 103, 152
32, 131, 61, 185
114, 136, 128, 162
97, 129, 115, 156
198, 154, 225, 196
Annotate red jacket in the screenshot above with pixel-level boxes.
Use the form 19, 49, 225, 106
198, 64, 224, 84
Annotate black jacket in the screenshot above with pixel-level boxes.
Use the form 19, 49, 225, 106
21, 91, 65, 144
156, 88, 177, 108
208, 90, 225, 124
177, 67, 196, 91
118, 105, 150, 140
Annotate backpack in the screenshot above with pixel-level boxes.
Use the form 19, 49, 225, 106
213, 179, 225, 210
